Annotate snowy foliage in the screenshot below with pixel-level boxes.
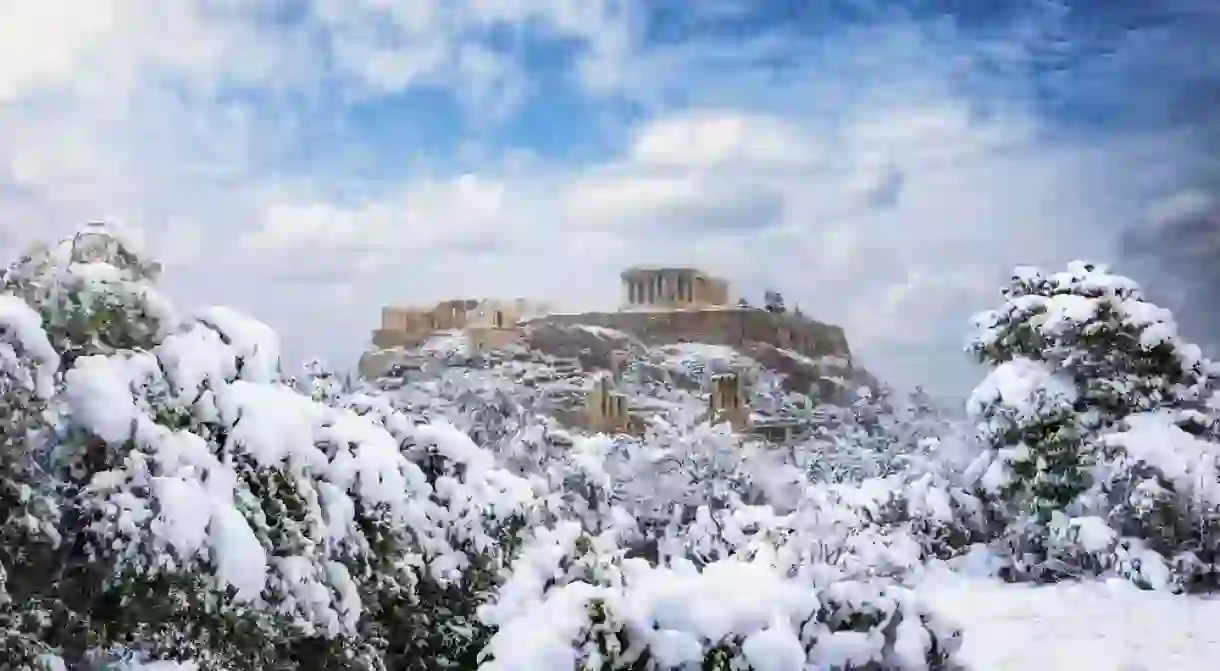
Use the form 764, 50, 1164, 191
763, 290, 785, 315
0, 226, 541, 670
0, 293, 63, 667
346, 340, 976, 668
478, 523, 959, 671
965, 261, 1220, 590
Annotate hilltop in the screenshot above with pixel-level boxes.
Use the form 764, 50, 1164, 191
360, 266, 883, 439
357, 318, 891, 446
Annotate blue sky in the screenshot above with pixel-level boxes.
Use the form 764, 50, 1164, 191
2, 0, 1219, 395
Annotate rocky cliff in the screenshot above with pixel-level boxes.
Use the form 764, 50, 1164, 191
361, 306, 871, 403
523, 307, 850, 361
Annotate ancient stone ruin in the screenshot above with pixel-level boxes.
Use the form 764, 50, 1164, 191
361, 266, 860, 415
549, 372, 646, 437
705, 372, 749, 431
362, 297, 551, 377
620, 266, 730, 308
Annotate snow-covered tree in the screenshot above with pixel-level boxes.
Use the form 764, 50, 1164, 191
0, 225, 549, 669
763, 290, 785, 314
966, 260, 1220, 589
2, 224, 173, 369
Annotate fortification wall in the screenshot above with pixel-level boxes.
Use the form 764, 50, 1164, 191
371, 328, 429, 350
525, 308, 851, 362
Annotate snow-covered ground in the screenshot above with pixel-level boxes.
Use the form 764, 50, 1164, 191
920, 573, 1220, 670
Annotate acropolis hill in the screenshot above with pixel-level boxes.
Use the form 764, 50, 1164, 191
361, 267, 855, 383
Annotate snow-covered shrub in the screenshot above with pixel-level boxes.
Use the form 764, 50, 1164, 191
478, 521, 962, 670
966, 261, 1220, 589
2, 224, 174, 368
294, 358, 351, 405
43, 304, 428, 667
336, 389, 546, 669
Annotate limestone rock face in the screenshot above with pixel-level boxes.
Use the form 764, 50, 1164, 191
740, 342, 872, 404
523, 307, 852, 366
358, 349, 404, 379
522, 322, 646, 373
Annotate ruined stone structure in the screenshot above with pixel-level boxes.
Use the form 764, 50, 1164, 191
363, 266, 858, 400
706, 372, 750, 431
371, 298, 550, 352
551, 373, 645, 436
701, 373, 813, 441
586, 374, 632, 434
621, 266, 730, 308
466, 326, 524, 353
749, 417, 812, 443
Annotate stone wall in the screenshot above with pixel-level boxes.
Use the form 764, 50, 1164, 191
467, 326, 524, 352
708, 373, 749, 430
372, 328, 430, 350
525, 308, 851, 363
375, 298, 549, 350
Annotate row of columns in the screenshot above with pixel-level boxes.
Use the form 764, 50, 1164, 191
627, 273, 696, 305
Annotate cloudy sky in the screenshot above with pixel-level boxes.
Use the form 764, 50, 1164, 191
2, 0, 1219, 396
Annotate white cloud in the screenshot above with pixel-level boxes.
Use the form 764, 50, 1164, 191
628, 111, 825, 169
0, 0, 639, 123
561, 172, 784, 234
307, 0, 638, 110
0, 1, 313, 105
0, 0, 118, 101
243, 174, 513, 260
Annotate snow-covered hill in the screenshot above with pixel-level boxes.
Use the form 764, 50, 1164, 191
364, 321, 883, 430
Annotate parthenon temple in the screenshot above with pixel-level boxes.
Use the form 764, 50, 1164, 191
620, 266, 730, 308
